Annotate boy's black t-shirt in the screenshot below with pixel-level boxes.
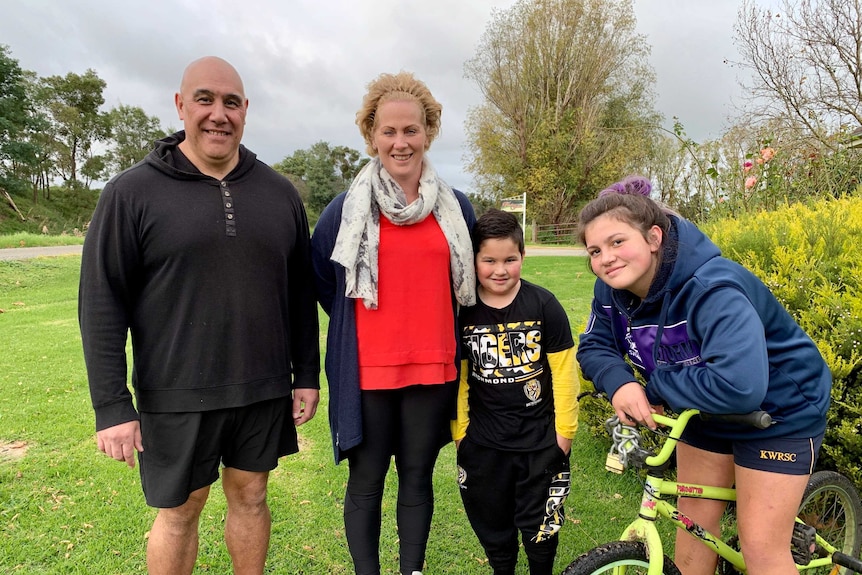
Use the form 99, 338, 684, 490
459, 280, 574, 451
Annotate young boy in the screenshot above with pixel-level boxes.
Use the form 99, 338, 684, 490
453, 209, 579, 575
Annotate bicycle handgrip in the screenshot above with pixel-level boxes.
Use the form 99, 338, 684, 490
833, 551, 862, 574
699, 411, 773, 429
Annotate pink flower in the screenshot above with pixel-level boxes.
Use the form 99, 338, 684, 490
743, 160, 753, 173
760, 147, 775, 162
745, 176, 757, 189
756, 158, 764, 165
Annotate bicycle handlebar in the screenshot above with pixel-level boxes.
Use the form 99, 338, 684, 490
605, 408, 774, 472
699, 411, 773, 429
650, 409, 773, 431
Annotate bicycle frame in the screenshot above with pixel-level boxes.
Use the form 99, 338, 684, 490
615, 411, 843, 575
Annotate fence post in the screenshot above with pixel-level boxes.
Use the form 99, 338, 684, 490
531, 220, 537, 243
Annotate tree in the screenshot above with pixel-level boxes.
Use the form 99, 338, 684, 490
273, 141, 368, 220
11, 70, 55, 201
734, 0, 862, 148
732, 0, 862, 206
37, 69, 110, 187
464, 0, 660, 223
80, 153, 108, 189
0, 45, 40, 197
105, 104, 168, 173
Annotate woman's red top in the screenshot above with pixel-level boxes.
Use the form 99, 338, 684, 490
354, 215, 456, 390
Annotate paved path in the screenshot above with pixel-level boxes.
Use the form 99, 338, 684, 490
0, 244, 83, 260
525, 245, 586, 257
0, 243, 584, 261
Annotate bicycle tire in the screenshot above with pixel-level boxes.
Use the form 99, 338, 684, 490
720, 469, 862, 575
560, 541, 682, 575
797, 470, 862, 575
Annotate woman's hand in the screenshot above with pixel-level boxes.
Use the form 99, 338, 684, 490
611, 382, 660, 429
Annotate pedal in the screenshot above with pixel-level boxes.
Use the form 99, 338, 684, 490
790, 522, 816, 565
605, 452, 624, 474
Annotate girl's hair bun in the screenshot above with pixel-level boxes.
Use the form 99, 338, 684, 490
598, 175, 652, 198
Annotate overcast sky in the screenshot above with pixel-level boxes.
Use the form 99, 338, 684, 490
1, 0, 766, 193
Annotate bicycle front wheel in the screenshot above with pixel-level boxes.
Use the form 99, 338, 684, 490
797, 470, 862, 575
561, 541, 682, 575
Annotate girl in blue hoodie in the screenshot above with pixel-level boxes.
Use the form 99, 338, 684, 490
576, 176, 831, 575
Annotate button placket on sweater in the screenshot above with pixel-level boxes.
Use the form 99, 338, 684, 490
220, 181, 236, 237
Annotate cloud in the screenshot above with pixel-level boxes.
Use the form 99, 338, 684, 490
633, 0, 750, 142
2, 0, 759, 193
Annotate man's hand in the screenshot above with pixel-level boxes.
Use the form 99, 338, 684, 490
292, 388, 319, 426
96, 420, 143, 468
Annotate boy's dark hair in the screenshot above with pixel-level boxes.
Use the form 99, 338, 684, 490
472, 208, 525, 255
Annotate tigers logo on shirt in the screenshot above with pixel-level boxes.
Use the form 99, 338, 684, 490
523, 379, 541, 403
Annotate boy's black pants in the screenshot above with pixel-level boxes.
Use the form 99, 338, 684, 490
457, 438, 571, 575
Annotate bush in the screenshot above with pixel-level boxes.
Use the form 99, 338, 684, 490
702, 196, 862, 486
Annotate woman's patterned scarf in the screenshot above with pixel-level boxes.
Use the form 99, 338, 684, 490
331, 157, 476, 310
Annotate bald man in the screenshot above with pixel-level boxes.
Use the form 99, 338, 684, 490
79, 56, 320, 575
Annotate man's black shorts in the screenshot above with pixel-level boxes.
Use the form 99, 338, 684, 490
138, 396, 297, 508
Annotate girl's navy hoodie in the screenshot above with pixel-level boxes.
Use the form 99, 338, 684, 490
577, 216, 831, 439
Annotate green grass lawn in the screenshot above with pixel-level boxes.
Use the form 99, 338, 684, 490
0, 254, 651, 574
0, 232, 86, 249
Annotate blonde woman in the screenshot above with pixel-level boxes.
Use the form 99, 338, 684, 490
312, 72, 476, 575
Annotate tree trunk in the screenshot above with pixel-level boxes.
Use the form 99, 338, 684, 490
2, 187, 27, 221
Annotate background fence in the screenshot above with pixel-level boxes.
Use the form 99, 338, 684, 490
532, 221, 579, 245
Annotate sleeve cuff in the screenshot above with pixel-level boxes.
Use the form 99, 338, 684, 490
94, 401, 140, 431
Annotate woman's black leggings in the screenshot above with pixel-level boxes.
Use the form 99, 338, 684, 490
344, 384, 451, 575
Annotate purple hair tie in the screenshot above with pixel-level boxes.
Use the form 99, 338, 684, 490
599, 175, 652, 198
598, 182, 626, 197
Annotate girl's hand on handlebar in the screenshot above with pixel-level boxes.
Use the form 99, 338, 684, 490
611, 382, 661, 430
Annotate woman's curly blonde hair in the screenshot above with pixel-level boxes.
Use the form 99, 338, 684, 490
356, 71, 442, 157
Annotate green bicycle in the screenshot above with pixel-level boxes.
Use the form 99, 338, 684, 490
562, 409, 862, 575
